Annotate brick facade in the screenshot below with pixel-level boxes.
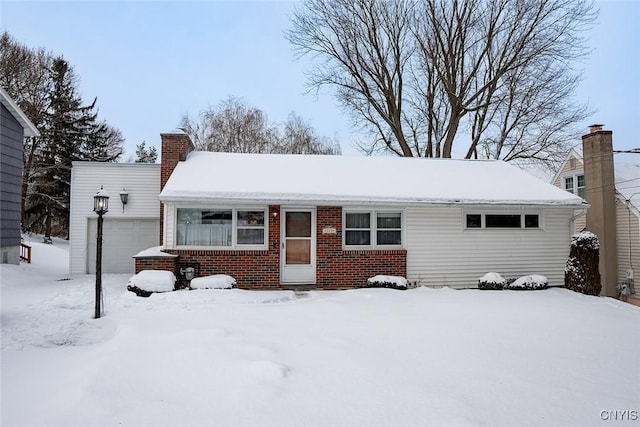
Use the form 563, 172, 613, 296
159, 132, 194, 244
135, 205, 407, 290
315, 207, 406, 290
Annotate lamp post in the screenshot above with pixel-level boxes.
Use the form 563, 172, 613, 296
93, 186, 109, 319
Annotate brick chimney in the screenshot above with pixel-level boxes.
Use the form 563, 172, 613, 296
582, 125, 617, 297
159, 131, 194, 245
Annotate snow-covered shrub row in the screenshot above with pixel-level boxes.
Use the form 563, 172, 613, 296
367, 275, 407, 290
190, 274, 236, 290
478, 272, 507, 290
478, 272, 548, 290
506, 275, 548, 290
127, 270, 176, 297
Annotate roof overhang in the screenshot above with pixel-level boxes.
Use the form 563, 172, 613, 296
0, 86, 40, 137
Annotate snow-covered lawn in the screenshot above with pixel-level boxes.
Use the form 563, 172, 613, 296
1, 241, 639, 426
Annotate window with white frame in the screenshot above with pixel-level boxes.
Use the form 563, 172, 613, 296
344, 211, 402, 247
465, 213, 541, 229
563, 174, 585, 198
176, 208, 266, 247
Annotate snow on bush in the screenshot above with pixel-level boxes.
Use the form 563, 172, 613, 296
506, 275, 548, 290
478, 272, 507, 290
127, 270, 176, 297
570, 231, 600, 250
367, 275, 407, 290
190, 274, 236, 290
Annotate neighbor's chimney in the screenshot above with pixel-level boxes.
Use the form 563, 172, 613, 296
582, 125, 617, 297
159, 131, 194, 245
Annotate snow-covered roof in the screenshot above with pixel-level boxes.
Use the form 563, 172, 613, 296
160, 151, 585, 207
614, 153, 640, 211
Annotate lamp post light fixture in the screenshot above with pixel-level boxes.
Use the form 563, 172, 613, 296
93, 186, 109, 319
119, 188, 128, 213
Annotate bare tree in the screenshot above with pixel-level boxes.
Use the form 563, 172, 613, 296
287, 0, 595, 166
179, 97, 340, 155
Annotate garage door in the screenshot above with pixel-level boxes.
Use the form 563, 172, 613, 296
87, 218, 159, 274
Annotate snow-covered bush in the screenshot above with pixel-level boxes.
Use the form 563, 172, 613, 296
190, 274, 236, 290
506, 275, 548, 290
564, 231, 601, 296
127, 270, 176, 297
367, 275, 407, 290
478, 272, 507, 290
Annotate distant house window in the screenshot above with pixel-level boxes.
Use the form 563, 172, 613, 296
344, 211, 402, 247
176, 208, 266, 247
563, 174, 585, 198
465, 213, 541, 229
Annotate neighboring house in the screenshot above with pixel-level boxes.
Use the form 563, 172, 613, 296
552, 125, 639, 298
133, 132, 586, 290
69, 162, 160, 275
0, 86, 39, 264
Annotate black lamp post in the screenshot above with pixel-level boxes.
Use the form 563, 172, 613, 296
93, 186, 109, 319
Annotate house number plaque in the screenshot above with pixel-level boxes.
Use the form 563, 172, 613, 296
322, 226, 337, 235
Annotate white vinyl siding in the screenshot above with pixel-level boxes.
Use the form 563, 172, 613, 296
69, 162, 160, 275
405, 206, 574, 288
616, 198, 640, 291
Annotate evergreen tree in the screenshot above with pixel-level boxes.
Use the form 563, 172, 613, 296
1, 33, 124, 237
28, 57, 123, 237
135, 141, 158, 163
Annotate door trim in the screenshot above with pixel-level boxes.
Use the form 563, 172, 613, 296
280, 208, 316, 284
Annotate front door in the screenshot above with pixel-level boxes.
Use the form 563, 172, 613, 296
281, 209, 316, 284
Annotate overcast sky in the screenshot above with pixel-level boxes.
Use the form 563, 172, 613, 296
2, 1, 639, 159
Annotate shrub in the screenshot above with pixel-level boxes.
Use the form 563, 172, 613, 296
367, 275, 407, 290
564, 231, 601, 295
506, 275, 548, 290
478, 272, 506, 290
127, 270, 176, 297
190, 274, 236, 290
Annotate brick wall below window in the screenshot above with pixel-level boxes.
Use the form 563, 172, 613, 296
134, 205, 406, 290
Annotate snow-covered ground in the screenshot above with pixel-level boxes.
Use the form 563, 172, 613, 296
1, 240, 639, 426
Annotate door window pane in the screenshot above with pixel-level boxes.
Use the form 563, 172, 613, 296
286, 212, 311, 237
286, 240, 311, 264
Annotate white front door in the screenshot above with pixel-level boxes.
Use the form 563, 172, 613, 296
281, 209, 316, 284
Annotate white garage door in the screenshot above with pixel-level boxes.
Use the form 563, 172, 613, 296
87, 218, 159, 274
